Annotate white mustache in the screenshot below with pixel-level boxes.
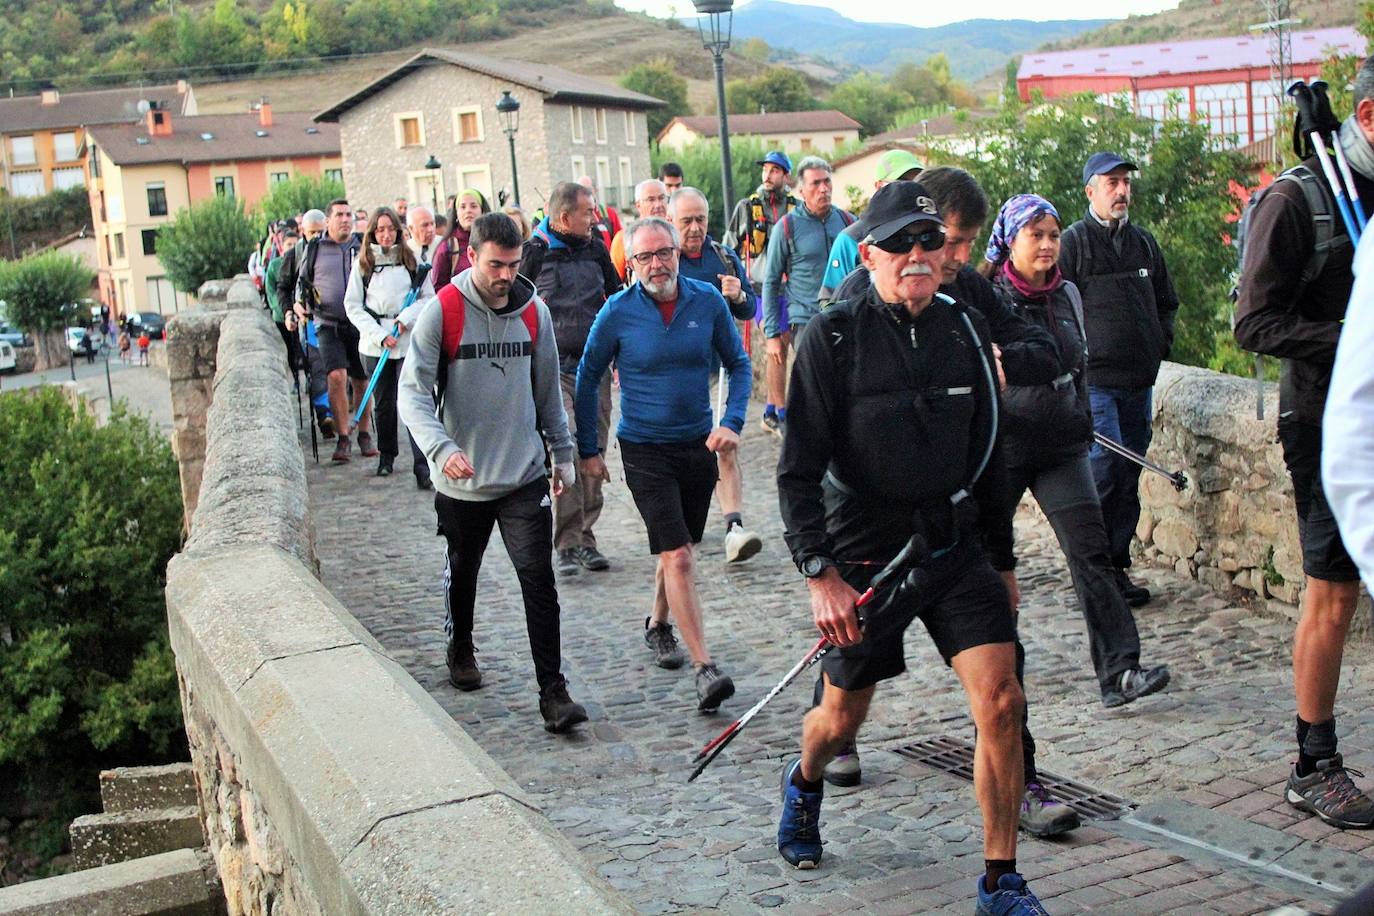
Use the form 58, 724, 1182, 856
901, 264, 934, 277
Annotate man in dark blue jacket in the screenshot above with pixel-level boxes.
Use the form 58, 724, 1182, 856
576, 217, 751, 713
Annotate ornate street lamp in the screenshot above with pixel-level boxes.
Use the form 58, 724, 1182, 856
694, 0, 735, 227
496, 91, 521, 207
424, 154, 441, 210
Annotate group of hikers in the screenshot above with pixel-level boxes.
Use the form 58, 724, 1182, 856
246, 56, 1374, 915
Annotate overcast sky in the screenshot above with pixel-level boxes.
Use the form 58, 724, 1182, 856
614, 0, 1179, 29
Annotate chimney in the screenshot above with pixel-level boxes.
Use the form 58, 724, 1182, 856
256, 97, 273, 128
40, 88, 59, 106
145, 102, 172, 137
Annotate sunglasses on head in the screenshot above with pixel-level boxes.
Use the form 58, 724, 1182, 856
869, 225, 946, 254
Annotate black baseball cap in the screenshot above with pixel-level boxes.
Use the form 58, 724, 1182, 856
1082, 152, 1138, 185
856, 180, 944, 244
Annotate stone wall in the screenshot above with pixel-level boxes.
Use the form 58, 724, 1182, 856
1136, 362, 1370, 634
165, 280, 628, 915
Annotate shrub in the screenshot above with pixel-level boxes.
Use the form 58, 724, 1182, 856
156, 194, 257, 294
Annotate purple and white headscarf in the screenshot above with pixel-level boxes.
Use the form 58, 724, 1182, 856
984, 194, 1060, 266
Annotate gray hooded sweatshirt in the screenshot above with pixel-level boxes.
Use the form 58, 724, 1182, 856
398, 267, 573, 502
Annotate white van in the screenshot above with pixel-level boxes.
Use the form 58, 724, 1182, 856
0, 340, 16, 373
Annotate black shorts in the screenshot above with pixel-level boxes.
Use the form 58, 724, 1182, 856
620, 437, 719, 554
821, 541, 1016, 691
1278, 419, 1359, 582
316, 321, 366, 379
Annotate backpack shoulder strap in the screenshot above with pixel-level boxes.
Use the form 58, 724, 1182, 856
838, 209, 856, 228
709, 240, 738, 280
521, 303, 539, 346
1288, 165, 1346, 280
438, 283, 466, 362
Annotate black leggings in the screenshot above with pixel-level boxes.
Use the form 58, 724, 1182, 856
362, 354, 426, 473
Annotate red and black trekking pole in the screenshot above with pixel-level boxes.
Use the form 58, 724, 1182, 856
688, 533, 928, 783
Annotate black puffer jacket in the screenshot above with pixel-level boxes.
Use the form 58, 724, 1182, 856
992, 268, 1094, 465
519, 220, 622, 374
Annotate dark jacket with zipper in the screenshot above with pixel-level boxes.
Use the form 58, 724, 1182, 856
778, 284, 1012, 572
992, 269, 1094, 466
1059, 212, 1178, 389
1233, 156, 1371, 427
519, 216, 623, 374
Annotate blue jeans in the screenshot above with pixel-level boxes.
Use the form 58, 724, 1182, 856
1088, 385, 1152, 570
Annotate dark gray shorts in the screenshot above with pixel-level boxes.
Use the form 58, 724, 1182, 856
316, 321, 366, 380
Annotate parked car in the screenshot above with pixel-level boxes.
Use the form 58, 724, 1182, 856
126, 312, 167, 340
0, 340, 15, 373
66, 326, 103, 354
0, 323, 27, 347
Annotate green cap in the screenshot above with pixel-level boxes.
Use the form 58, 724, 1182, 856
876, 149, 924, 182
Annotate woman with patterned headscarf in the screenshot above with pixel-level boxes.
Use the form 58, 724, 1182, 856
429, 188, 491, 290
980, 193, 1170, 711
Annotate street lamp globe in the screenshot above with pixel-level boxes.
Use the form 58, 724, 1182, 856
424, 155, 441, 209
496, 90, 521, 136
692, 0, 734, 52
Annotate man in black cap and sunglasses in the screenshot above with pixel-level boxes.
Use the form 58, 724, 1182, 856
775, 181, 1048, 914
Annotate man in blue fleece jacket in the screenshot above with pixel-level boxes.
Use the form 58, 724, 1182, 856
576, 217, 751, 713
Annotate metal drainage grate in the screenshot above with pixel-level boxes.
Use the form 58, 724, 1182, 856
892, 735, 1136, 821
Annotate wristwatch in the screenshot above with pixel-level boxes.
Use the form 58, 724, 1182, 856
801, 555, 836, 579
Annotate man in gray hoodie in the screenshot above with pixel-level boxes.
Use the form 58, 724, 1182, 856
399, 212, 587, 734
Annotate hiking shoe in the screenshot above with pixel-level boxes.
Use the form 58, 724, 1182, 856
331, 435, 351, 464
539, 677, 588, 734
357, 431, 380, 458
724, 524, 763, 563
575, 545, 610, 571
1114, 568, 1150, 607
975, 873, 1050, 915
823, 739, 862, 788
319, 414, 336, 440
376, 459, 393, 477
555, 549, 580, 577
644, 617, 685, 669
1020, 782, 1080, 837
1102, 664, 1170, 708
416, 473, 434, 491
777, 758, 823, 869
1286, 754, 1374, 828
760, 413, 781, 438
695, 663, 735, 713
446, 640, 482, 691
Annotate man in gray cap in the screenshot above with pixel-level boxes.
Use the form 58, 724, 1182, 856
1060, 152, 1179, 610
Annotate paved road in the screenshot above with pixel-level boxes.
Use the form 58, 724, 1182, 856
4, 345, 172, 435
308, 401, 1372, 915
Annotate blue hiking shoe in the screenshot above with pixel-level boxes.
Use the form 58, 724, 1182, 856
777, 758, 823, 869
975, 873, 1050, 915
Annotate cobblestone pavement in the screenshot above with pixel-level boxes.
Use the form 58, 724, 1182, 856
308, 400, 1372, 915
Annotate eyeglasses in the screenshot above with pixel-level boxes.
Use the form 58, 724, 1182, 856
630, 246, 678, 266
869, 226, 946, 254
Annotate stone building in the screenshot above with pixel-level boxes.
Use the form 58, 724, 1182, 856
315, 49, 664, 214
656, 111, 861, 157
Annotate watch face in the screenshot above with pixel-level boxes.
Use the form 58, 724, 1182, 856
803, 556, 824, 577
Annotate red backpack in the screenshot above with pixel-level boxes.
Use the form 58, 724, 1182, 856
434, 283, 540, 406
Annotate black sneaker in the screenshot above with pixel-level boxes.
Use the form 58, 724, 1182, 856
416, 473, 434, 491
644, 617, 685, 669
555, 549, 580, 577
446, 640, 482, 691
539, 677, 588, 733
1114, 568, 1150, 606
1286, 754, 1374, 828
575, 545, 610, 571
1102, 664, 1171, 708
695, 663, 735, 713
376, 459, 393, 477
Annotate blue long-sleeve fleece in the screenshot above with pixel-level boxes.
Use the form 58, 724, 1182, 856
574, 276, 751, 458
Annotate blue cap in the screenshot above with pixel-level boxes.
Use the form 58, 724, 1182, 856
1082, 152, 1138, 185
756, 150, 793, 174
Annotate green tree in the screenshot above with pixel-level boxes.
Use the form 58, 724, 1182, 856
620, 60, 690, 141
0, 388, 185, 790
652, 136, 774, 240
726, 67, 816, 115
828, 72, 913, 137
255, 173, 347, 223
740, 37, 770, 64
156, 195, 258, 296
0, 250, 93, 367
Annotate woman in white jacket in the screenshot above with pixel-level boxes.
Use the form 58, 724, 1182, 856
345, 206, 436, 483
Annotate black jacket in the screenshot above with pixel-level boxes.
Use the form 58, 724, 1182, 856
778, 285, 1012, 572
991, 271, 1094, 465
1233, 157, 1372, 426
1059, 213, 1178, 389
519, 226, 622, 374
834, 265, 1061, 387
274, 245, 300, 316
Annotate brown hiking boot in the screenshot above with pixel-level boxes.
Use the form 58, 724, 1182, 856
357, 431, 379, 457
331, 435, 351, 464
539, 677, 588, 733
446, 640, 482, 691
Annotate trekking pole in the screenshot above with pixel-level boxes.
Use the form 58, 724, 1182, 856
1288, 81, 1361, 245
715, 366, 727, 419
1093, 432, 1187, 492
352, 322, 399, 426
688, 533, 928, 783
1312, 81, 1368, 234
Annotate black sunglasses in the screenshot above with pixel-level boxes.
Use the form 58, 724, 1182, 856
871, 226, 946, 254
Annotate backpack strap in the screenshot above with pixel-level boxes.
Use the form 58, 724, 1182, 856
709, 240, 738, 281
438, 283, 466, 363
521, 304, 540, 346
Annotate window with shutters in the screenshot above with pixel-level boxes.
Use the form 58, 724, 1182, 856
146, 181, 167, 217
394, 112, 425, 148
453, 107, 483, 143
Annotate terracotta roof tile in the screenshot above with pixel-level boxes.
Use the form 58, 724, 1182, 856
0, 84, 190, 134
88, 111, 339, 166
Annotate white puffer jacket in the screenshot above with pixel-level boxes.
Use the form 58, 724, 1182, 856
344, 245, 436, 359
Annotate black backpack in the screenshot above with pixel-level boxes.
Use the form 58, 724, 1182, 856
1230, 164, 1348, 305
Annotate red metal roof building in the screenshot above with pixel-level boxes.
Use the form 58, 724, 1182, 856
1017, 26, 1364, 147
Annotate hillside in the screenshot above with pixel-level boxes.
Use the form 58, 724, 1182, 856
720, 1, 1110, 80
1042, 0, 1361, 51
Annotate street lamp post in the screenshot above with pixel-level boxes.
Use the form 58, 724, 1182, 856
424, 154, 441, 210
694, 0, 735, 230
496, 91, 521, 207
